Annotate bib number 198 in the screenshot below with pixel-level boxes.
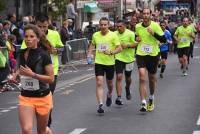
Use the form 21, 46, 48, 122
141, 45, 153, 53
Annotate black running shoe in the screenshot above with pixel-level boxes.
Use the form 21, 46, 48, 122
97, 104, 104, 114
160, 73, 163, 78
106, 94, 112, 107
115, 98, 123, 105
125, 88, 132, 100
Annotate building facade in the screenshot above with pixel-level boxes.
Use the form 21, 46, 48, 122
0, 0, 48, 20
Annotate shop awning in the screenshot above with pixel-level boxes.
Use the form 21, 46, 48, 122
83, 3, 101, 13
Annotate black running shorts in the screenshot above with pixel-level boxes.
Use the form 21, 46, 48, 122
177, 47, 190, 58
95, 64, 115, 80
136, 55, 159, 74
115, 60, 133, 77
160, 52, 168, 59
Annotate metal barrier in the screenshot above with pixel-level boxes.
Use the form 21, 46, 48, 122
60, 38, 90, 70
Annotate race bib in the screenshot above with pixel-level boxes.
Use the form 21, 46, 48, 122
180, 37, 187, 42
141, 45, 153, 53
125, 63, 134, 71
21, 76, 39, 91
98, 43, 109, 52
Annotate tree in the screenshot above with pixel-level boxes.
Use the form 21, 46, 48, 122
48, 0, 69, 21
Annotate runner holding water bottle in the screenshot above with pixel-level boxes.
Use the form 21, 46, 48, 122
87, 17, 122, 114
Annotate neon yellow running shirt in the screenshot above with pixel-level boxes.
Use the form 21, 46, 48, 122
175, 25, 194, 48
92, 30, 120, 65
115, 29, 136, 63
135, 21, 164, 56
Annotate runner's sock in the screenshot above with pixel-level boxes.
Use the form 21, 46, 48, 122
161, 65, 166, 73
142, 99, 147, 104
149, 95, 154, 100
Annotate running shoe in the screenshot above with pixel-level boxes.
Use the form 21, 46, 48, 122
183, 71, 188, 76
115, 97, 123, 105
160, 73, 163, 78
106, 94, 112, 107
140, 103, 147, 112
147, 99, 155, 112
125, 88, 132, 100
158, 64, 161, 68
97, 104, 104, 114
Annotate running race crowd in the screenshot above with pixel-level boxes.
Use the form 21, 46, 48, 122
0, 7, 199, 134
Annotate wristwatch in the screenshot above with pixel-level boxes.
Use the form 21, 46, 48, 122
32, 73, 37, 79
110, 51, 113, 55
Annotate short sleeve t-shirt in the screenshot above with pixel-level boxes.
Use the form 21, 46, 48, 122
175, 25, 193, 48
92, 30, 120, 65
115, 29, 136, 63
135, 21, 164, 56
188, 24, 196, 42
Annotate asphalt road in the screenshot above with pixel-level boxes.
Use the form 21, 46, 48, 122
0, 45, 200, 134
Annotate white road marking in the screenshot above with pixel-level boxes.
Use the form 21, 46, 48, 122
87, 68, 93, 71
69, 128, 86, 134
74, 76, 94, 84
0, 106, 18, 116
194, 56, 200, 60
69, 83, 75, 86
0, 110, 10, 113
8, 106, 17, 110
61, 89, 74, 95
197, 115, 200, 125
193, 131, 200, 134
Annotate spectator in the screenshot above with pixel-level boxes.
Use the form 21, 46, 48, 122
2, 20, 11, 35
0, 34, 10, 89
84, 21, 97, 41
60, 19, 70, 44
0, 23, 3, 31
7, 34, 16, 73
7, 13, 17, 33
66, 0, 77, 30
67, 19, 74, 40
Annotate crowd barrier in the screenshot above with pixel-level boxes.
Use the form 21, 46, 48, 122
60, 38, 90, 70
1, 38, 90, 71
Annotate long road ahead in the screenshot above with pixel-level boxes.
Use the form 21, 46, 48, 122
0, 44, 200, 134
